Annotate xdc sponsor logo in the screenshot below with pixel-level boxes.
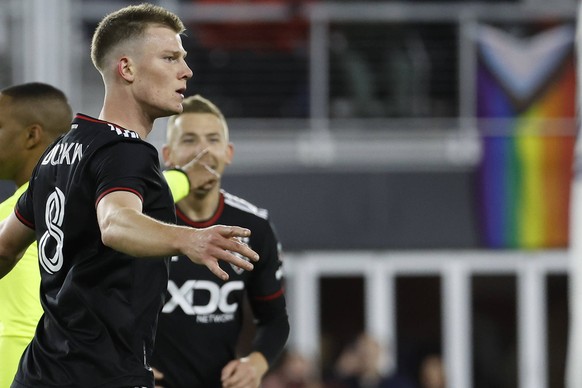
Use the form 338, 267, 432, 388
162, 280, 244, 323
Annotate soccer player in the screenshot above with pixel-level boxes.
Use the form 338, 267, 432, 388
0, 4, 259, 388
0, 83, 73, 388
151, 95, 289, 388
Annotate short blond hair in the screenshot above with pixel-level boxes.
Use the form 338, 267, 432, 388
91, 3, 185, 72
166, 95, 229, 145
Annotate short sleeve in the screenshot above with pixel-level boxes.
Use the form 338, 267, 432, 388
15, 186, 35, 229
91, 141, 160, 206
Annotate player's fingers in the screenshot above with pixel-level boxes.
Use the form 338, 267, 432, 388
217, 225, 252, 239
202, 163, 221, 179
188, 148, 210, 166
224, 238, 259, 265
207, 260, 230, 281
224, 371, 254, 388
222, 359, 259, 388
180, 149, 210, 175
213, 248, 254, 272
221, 360, 238, 382
221, 368, 244, 388
189, 169, 219, 191
153, 366, 166, 388
152, 367, 164, 380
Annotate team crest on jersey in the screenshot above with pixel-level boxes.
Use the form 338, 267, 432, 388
230, 236, 251, 275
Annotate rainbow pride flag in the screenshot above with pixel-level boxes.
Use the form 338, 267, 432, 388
476, 24, 576, 248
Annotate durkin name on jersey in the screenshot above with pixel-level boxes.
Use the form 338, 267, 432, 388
41, 142, 83, 166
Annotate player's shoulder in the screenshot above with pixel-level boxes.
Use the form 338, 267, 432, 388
72, 114, 142, 142
222, 190, 269, 221
70, 114, 156, 159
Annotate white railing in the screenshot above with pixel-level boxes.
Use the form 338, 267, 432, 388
284, 250, 569, 388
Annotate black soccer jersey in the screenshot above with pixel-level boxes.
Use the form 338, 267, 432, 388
151, 191, 288, 388
13, 114, 174, 388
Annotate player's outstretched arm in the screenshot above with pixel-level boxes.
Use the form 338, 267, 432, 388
221, 352, 269, 388
96, 191, 259, 280
0, 212, 35, 279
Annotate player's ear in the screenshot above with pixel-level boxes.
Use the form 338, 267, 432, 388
24, 124, 43, 149
161, 144, 173, 167
225, 143, 234, 165
117, 57, 134, 82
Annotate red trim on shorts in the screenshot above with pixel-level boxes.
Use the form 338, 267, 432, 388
95, 187, 144, 207
14, 209, 35, 229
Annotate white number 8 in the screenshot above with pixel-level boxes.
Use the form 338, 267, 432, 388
39, 187, 65, 274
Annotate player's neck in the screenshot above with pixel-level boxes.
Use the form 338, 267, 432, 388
99, 94, 154, 139
14, 150, 44, 186
13, 171, 29, 188
177, 189, 221, 222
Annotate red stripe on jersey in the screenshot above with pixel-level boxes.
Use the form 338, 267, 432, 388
253, 288, 284, 302
176, 193, 225, 227
95, 187, 144, 207
75, 114, 109, 124
15, 209, 35, 229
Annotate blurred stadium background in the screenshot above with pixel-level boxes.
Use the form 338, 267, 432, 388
0, 0, 579, 387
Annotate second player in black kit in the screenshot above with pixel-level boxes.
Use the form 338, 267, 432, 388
14, 114, 173, 388
151, 94, 288, 387
152, 191, 288, 388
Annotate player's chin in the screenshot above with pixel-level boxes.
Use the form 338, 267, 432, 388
168, 98, 185, 114
172, 103, 184, 114
159, 105, 182, 118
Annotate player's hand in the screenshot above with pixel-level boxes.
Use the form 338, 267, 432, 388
152, 367, 165, 388
184, 225, 259, 280
221, 353, 269, 388
180, 148, 220, 190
